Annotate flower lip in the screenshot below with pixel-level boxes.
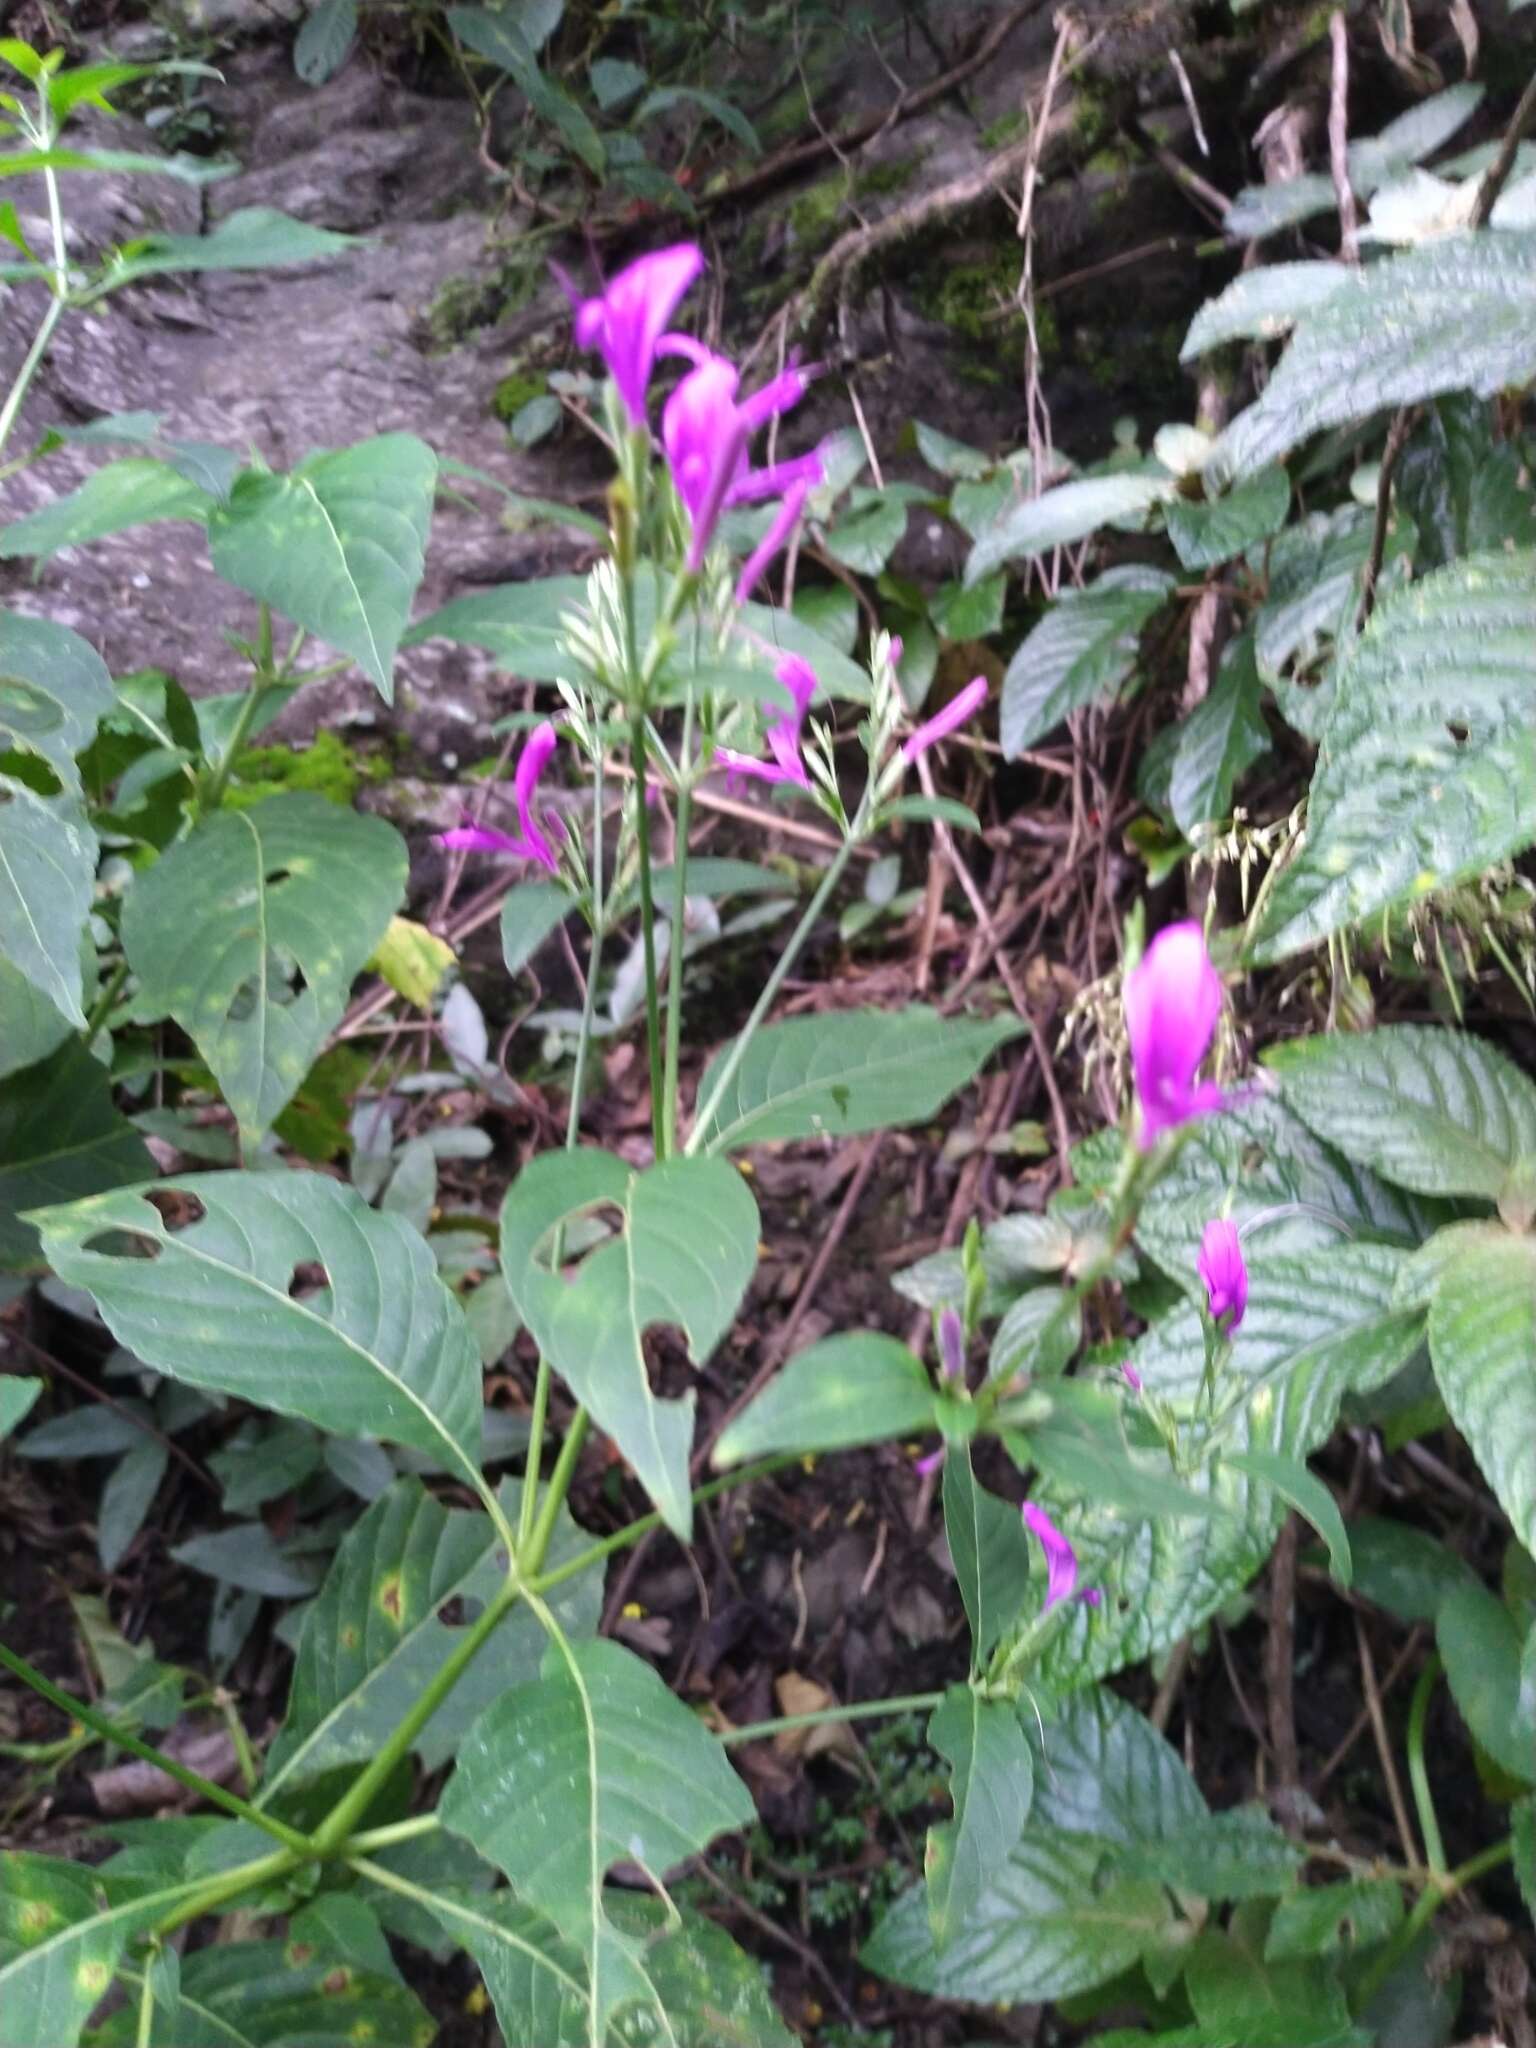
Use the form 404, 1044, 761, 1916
435, 720, 561, 875
1022, 1501, 1084, 1612
901, 675, 988, 765
714, 654, 818, 792
1124, 919, 1228, 1148
1197, 1217, 1248, 1332
556, 242, 704, 427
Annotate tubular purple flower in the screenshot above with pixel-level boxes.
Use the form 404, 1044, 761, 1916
1197, 1218, 1248, 1332
937, 1308, 965, 1381
1123, 919, 1228, 1148
436, 719, 561, 875
661, 349, 815, 570
734, 479, 810, 605
1121, 1361, 1143, 1393
900, 676, 989, 764
554, 242, 704, 427
1022, 1502, 1080, 1613
715, 654, 817, 790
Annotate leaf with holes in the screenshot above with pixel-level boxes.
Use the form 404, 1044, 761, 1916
0, 612, 115, 796
261, 1478, 599, 1801
0, 787, 96, 1026
121, 792, 405, 1139
501, 1152, 758, 1536
1168, 633, 1270, 834
942, 1444, 1032, 1663
0, 459, 213, 562
0, 1853, 186, 2048
208, 435, 436, 699
1216, 232, 1536, 480
713, 1332, 938, 1467
926, 1686, 1032, 1953
1428, 1230, 1536, 1554
966, 471, 1174, 583
99, 1940, 433, 2047
30, 1171, 484, 1494
692, 1007, 1019, 1154
0, 1038, 154, 1271
1001, 567, 1173, 756
1249, 552, 1536, 963
441, 1637, 755, 2041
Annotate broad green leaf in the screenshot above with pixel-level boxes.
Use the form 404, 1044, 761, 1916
1435, 1581, 1536, 1784
864, 1826, 1173, 2003
0, 787, 95, 1023
0, 1039, 154, 1270
1249, 552, 1536, 962
208, 436, 436, 699
98, 1437, 168, 1572
121, 792, 405, 1138
926, 1686, 1032, 1952
501, 880, 571, 975
714, 1331, 936, 1466
0, 458, 212, 560
414, 1887, 587, 2046
32, 1171, 484, 1492
0, 955, 71, 1080
261, 1478, 599, 1800
0, 612, 115, 795
1222, 173, 1337, 239
1165, 465, 1289, 570
172, 1522, 324, 1598
441, 1637, 754, 2039
0, 1378, 41, 1439
448, 7, 604, 173
294, 0, 357, 84
1254, 505, 1410, 702
367, 915, 454, 1009
915, 421, 992, 479
1217, 233, 1536, 480
101, 1940, 433, 2047
1181, 263, 1354, 358
1168, 633, 1269, 833
1185, 1903, 1355, 2039
824, 494, 909, 576
501, 1152, 758, 1535
929, 573, 1004, 640
1224, 1449, 1350, 1587
1344, 1515, 1479, 1624
941, 1444, 1031, 1661
1117, 1807, 1305, 1901
966, 471, 1174, 582
1429, 1230, 1536, 1553
0, 1853, 187, 2048
1397, 393, 1536, 574
1027, 1686, 1204, 1842
107, 207, 353, 287
987, 1285, 1080, 1381
692, 1006, 1019, 1153
1029, 1416, 1230, 1524
1000, 566, 1172, 755
0, 145, 232, 185
1265, 1024, 1536, 1205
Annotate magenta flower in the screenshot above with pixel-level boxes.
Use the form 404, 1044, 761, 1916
1124, 919, 1228, 1148
1121, 1361, 1143, 1393
734, 478, 811, 605
1022, 1502, 1099, 1613
937, 1308, 965, 1381
1197, 1218, 1248, 1332
715, 654, 817, 790
437, 720, 561, 874
554, 243, 704, 429
660, 347, 816, 570
901, 676, 989, 764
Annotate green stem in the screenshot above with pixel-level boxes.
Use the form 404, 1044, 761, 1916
661, 692, 695, 1159
684, 834, 859, 1156
722, 1692, 946, 1746
82, 958, 130, 1042
0, 1641, 310, 1854
0, 104, 69, 461
1406, 1654, 1446, 1876
134, 1957, 155, 2048
344, 1813, 442, 1855
524, 1409, 590, 1576
198, 607, 277, 813
518, 1356, 552, 1553
1357, 1835, 1513, 2002
308, 1571, 522, 1853
630, 712, 667, 1159
153, 1846, 301, 1939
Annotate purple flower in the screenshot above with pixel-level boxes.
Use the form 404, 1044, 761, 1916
913, 1445, 946, 1478
1121, 1361, 1143, 1393
660, 348, 815, 570
715, 654, 818, 790
1022, 1502, 1097, 1613
437, 720, 561, 874
1124, 919, 1228, 1148
901, 676, 989, 764
555, 243, 704, 428
1197, 1218, 1248, 1332
937, 1308, 965, 1381
734, 479, 810, 605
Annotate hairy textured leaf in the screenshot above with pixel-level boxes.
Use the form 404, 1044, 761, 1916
208, 436, 436, 698
942, 1443, 1032, 1661
0, 786, 95, 1025
714, 1332, 937, 1465
0, 1038, 154, 1270
261, 1479, 599, 1801
1165, 466, 1289, 570
1028, 1685, 1205, 1842
0, 611, 115, 795
1250, 552, 1536, 962
693, 1007, 1019, 1153
1428, 1230, 1536, 1553
121, 792, 405, 1138
926, 1686, 1032, 1952
1182, 263, 1354, 358
502, 1152, 758, 1535
32, 1171, 484, 1492
441, 1637, 754, 2039
1169, 634, 1269, 833
1397, 393, 1536, 575
1000, 566, 1172, 755
966, 471, 1173, 582
1254, 505, 1409, 704
1218, 234, 1536, 479
0, 458, 212, 560
1267, 1024, 1536, 1204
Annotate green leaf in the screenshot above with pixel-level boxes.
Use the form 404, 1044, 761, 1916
1117, 1807, 1305, 1901
1250, 551, 1536, 962
501, 1152, 758, 1536
0, 612, 115, 796
261, 1478, 598, 1800
635, 84, 761, 154
1224, 1449, 1350, 1587
824, 495, 909, 576
988, 1285, 1081, 1381
0, 955, 71, 1081
929, 573, 1004, 640
1217, 233, 1536, 480
0, 1378, 41, 1439
448, 7, 604, 173
121, 792, 405, 1139
0, 145, 233, 185
0, 1039, 154, 1270
1168, 633, 1269, 833
915, 422, 993, 479
294, 0, 357, 85
500, 880, 571, 975
1427, 1224, 1536, 1552
414, 1887, 587, 2046
692, 1006, 1019, 1153
1265, 1024, 1536, 1205
1344, 1516, 1479, 1624
1268, 1879, 1404, 1962
441, 1637, 755, 2040
1181, 263, 1354, 358
966, 471, 1174, 582
208, 436, 436, 698
0, 1854, 186, 2048
0, 458, 213, 561
942, 1443, 1032, 1661
1165, 465, 1289, 570
1436, 1581, 1536, 1784
103, 1939, 433, 2047
1000, 566, 1173, 756
172, 1522, 324, 1598
713, 1331, 937, 1466
108, 207, 353, 286
1185, 1903, 1355, 2039
1027, 1687, 1208, 1841
32, 1171, 485, 1493
1254, 505, 1411, 704
1222, 173, 1338, 240
0, 785, 95, 1025
1397, 394, 1536, 575
98, 1438, 168, 1572
926, 1686, 1032, 1952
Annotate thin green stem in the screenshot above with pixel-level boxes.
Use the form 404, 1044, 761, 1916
153, 1846, 301, 1939
198, 608, 279, 813
0, 291, 65, 459
134, 1957, 155, 2048
661, 691, 695, 1158
0, 98, 69, 460
683, 835, 859, 1156
343, 1813, 442, 1856
722, 1692, 946, 1746
82, 959, 130, 1042
1357, 1834, 1513, 2002
630, 712, 667, 1159
524, 1409, 590, 1576
518, 1356, 552, 1553
1406, 1654, 1446, 1876
0, 1641, 310, 1853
